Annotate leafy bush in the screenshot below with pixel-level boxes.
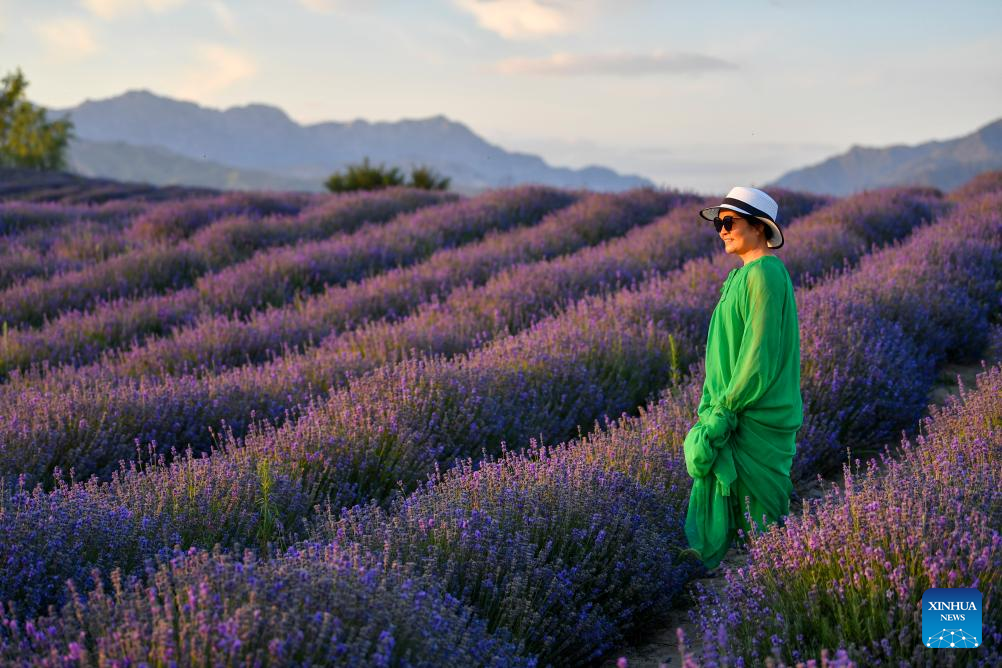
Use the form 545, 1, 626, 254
325, 158, 450, 192
409, 164, 451, 191
0, 68, 73, 171
324, 157, 404, 192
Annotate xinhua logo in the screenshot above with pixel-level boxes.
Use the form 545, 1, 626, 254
922, 588, 982, 649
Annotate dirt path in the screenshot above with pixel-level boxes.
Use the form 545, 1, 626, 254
596, 358, 989, 668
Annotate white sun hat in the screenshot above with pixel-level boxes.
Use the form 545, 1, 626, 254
699, 186, 784, 249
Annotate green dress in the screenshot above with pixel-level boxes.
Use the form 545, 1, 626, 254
683, 254, 803, 569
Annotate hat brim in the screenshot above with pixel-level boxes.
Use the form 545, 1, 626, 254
699, 204, 785, 250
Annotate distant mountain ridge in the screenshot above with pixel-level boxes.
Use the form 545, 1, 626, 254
69, 137, 321, 192
768, 117, 1002, 195
46, 90, 653, 193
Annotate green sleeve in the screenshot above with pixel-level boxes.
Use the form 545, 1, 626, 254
702, 263, 785, 441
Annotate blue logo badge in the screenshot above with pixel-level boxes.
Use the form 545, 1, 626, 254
922, 588, 982, 649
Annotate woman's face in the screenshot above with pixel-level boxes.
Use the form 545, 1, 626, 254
718, 211, 766, 256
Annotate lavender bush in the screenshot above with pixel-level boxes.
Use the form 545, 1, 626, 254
0, 186, 939, 622
0, 186, 558, 374
687, 360, 1001, 667
0, 187, 840, 488
0, 188, 450, 330
0, 200, 139, 236
0, 189, 681, 483
794, 190, 1002, 479
110, 188, 690, 377
948, 169, 1002, 201
102, 188, 824, 380
1, 179, 997, 666
297, 189, 997, 667
0, 220, 137, 291
0, 542, 532, 667
0, 167, 215, 204
122, 189, 320, 244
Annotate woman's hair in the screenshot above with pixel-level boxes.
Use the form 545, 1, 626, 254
750, 218, 774, 242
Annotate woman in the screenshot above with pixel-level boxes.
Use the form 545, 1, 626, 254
681, 186, 803, 571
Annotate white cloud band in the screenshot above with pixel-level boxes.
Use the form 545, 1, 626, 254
495, 50, 737, 76
453, 0, 577, 39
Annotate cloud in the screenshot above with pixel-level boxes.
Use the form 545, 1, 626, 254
34, 18, 99, 60
80, 0, 187, 20
173, 43, 255, 100
209, 1, 236, 33
298, 0, 355, 12
298, 0, 394, 13
298, 0, 334, 11
453, 0, 579, 39
494, 50, 738, 76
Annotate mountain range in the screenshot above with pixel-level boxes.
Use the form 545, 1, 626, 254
48, 91, 652, 194
40, 91, 1002, 197
768, 117, 1002, 196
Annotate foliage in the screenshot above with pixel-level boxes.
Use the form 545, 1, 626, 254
409, 163, 451, 191
324, 157, 404, 192
0, 68, 73, 171
325, 157, 451, 192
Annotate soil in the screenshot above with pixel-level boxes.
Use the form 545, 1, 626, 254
595, 359, 990, 668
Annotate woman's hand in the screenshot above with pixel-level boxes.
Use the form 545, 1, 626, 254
701, 403, 737, 447
683, 421, 715, 479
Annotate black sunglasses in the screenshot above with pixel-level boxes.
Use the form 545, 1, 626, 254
712, 214, 747, 234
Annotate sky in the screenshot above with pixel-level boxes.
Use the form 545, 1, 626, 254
2, 0, 1001, 193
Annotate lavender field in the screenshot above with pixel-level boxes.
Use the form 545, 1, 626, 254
0, 171, 1000, 667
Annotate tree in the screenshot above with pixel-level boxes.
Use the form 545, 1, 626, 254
408, 164, 450, 191
0, 68, 74, 171
324, 158, 451, 193
324, 157, 404, 193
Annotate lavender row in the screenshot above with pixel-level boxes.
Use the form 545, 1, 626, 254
0, 199, 144, 236
81, 189, 695, 379
687, 358, 1002, 667
0, 192, 318, 295
0, 187, 942, 622
292, 190, 1002, 666
0, 186, 551, 371
0, 189, 693, 484
0, 200, 149, 290
0, 221, 139, 291
948, 169, 1002, 201
0, 167, 216, 205
0, 194, 276, 290
188, 186, 574, 316
0, 183, 982, 660
0, 188, 831, 487
31, 186, 1001, 667
0, 542, 531, 667
0, 190, 316, 242
0, 188, 452, 329
236, 188, 949, 518
792, 190, 1002, 479
0, 189, 340, 290
1, 196, 969, 666
121, 188, 322, 245
0, 193, 717, 622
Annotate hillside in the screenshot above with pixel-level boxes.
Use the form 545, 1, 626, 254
67, 137, 321, 192
769, 117, 1002, 195
47, 90, 652, 193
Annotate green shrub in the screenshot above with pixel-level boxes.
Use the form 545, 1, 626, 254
0, 68, 73, 171
324, 158, 450, 192
324, 157, 404, 193
408, 164, 450, 191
